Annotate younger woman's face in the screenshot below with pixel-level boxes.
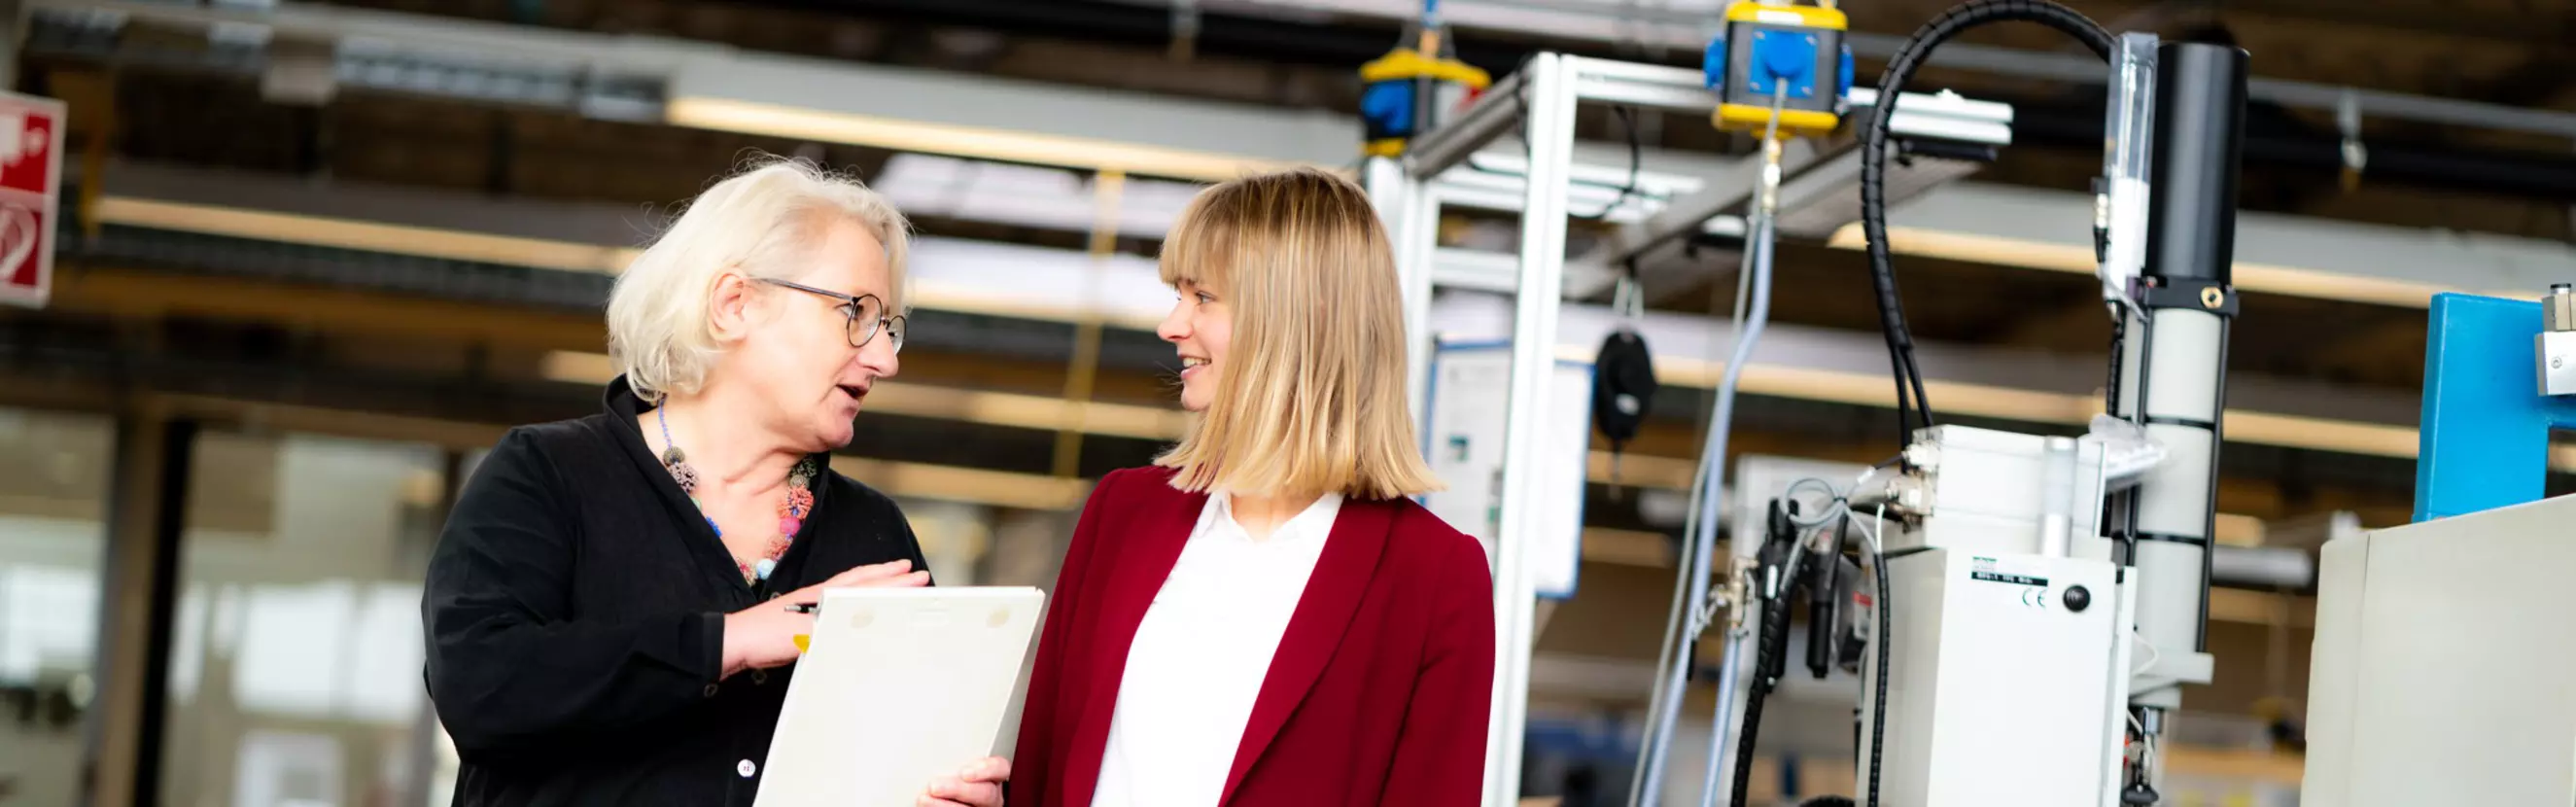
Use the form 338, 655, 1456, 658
1156, 278, 1232, 412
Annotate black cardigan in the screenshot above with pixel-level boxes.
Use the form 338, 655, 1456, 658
422, 377, 930, 806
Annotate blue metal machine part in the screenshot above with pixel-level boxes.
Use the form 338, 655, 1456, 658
2414, 292, 2576, 521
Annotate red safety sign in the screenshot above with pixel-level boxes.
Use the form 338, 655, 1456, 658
0, 91, 64, 308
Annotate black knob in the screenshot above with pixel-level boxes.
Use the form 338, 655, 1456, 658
2064, 585, 2093, 613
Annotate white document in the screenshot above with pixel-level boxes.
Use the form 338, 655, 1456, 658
754, 586, 1045, 807
1419, 341, 1594, 599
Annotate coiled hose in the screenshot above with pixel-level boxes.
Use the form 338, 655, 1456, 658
1729, 539, 1801, 807
1858, 0, 2114, 449
1855, 4, 2111, 801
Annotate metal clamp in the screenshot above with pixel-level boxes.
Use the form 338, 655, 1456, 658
2140, 278, 2239, 317
2539, 284, 2576, 397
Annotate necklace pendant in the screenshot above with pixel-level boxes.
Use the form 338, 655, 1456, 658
665, 458, 700, 494
753, 557, 778, 580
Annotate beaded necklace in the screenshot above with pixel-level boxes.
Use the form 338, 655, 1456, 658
657, 405, 818, 584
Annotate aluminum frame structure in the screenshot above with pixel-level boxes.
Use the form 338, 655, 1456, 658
1364, 52, 2014, 806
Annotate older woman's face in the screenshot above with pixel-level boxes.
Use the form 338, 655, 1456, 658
737, 219, 900, 450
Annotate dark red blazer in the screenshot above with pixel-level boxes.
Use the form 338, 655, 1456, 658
1009, 466, 1497, 807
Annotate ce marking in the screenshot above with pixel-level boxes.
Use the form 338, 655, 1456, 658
2018, 587, 2050, 610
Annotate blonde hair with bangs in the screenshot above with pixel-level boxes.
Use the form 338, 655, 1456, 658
1153, 167, 1440, 500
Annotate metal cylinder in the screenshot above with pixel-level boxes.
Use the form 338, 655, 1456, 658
2129, 40, 2247, 673
2147, 43, 2247, 285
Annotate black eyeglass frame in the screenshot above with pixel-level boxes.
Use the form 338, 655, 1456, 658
756, 278, 907, 352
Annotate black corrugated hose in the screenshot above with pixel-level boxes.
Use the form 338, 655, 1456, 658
1866, 532, 1890, 807
1857, 7, 2116, 802
1729, 543, 1800, 807
1858, 0, 2115, 451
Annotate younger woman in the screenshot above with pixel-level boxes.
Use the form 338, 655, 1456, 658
1010, 168, 1497, 807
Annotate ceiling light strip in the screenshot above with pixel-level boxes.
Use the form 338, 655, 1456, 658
93, 195, 1176, 329
107, 176, 2515, 322
96, 196, 642, 275
664, 96, 1297, 184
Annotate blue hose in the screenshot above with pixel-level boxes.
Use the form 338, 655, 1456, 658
1636, 205, 1779, 807
1691, 212, 1776, 807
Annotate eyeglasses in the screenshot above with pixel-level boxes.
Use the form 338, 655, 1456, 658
756, 278, 907, 353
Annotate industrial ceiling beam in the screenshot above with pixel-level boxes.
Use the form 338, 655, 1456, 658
1428, 290, 2425, 436
38, 262, 1192, 406
54, 174, 2452, 459
1840, 181, 2576, 308
0, 366, 1104, 511
3, 290, 2414, 534
44, 0, 2576, 187
2196, 0, 2569, 46
46, 263, 610, 350
1060, 0, 2576, 140
92, 117, 2574, 319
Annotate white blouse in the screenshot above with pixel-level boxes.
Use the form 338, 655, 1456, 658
1090, 491, 1346, 807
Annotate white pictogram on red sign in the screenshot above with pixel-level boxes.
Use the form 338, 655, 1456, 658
0, 93, 63, 308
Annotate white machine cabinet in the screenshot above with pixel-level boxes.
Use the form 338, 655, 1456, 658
2303, 494, 2576, 806
1861, 548, 2128, 806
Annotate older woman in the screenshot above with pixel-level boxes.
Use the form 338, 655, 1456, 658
1011, 168, 1497, 807
423, 159, 1007, 807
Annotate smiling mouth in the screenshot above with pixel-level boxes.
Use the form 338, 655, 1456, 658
1179, 357, 1208, 371
836, 384, 868, 402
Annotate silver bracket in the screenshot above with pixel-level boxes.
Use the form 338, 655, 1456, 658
2541, 284, 2576, 397
2338, 89, 2368, 190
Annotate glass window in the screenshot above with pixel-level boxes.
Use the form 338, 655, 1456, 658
159, 431, 455, 807
0, 407, 116, 807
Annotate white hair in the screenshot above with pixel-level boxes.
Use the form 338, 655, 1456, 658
606, 158, 911, 402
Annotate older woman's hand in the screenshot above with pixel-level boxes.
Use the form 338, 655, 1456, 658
921, 757, 1009, 807
718, 560, 929, 677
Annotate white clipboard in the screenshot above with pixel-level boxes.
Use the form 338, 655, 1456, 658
754, 586, 1045, 807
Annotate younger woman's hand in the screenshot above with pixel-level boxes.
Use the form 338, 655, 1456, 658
921, 757, 1009, 807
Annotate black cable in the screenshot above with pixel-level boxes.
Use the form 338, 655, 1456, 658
1726, 613, 1774, 807
1867, 536, 1890, 807
1461, 105, 1649, 221
1581, 106, 1644, 220
1461, 154, 1661, 195
1731, 538, 1799, 807
1887, 342, 1915, 447
1860, 0, 2114, 448
1902, 356, 1934, 440
1467, 56, 1652, 212
1806, 514, 1851, 679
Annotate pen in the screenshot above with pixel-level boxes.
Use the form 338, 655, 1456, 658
785, 602, 819, 614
